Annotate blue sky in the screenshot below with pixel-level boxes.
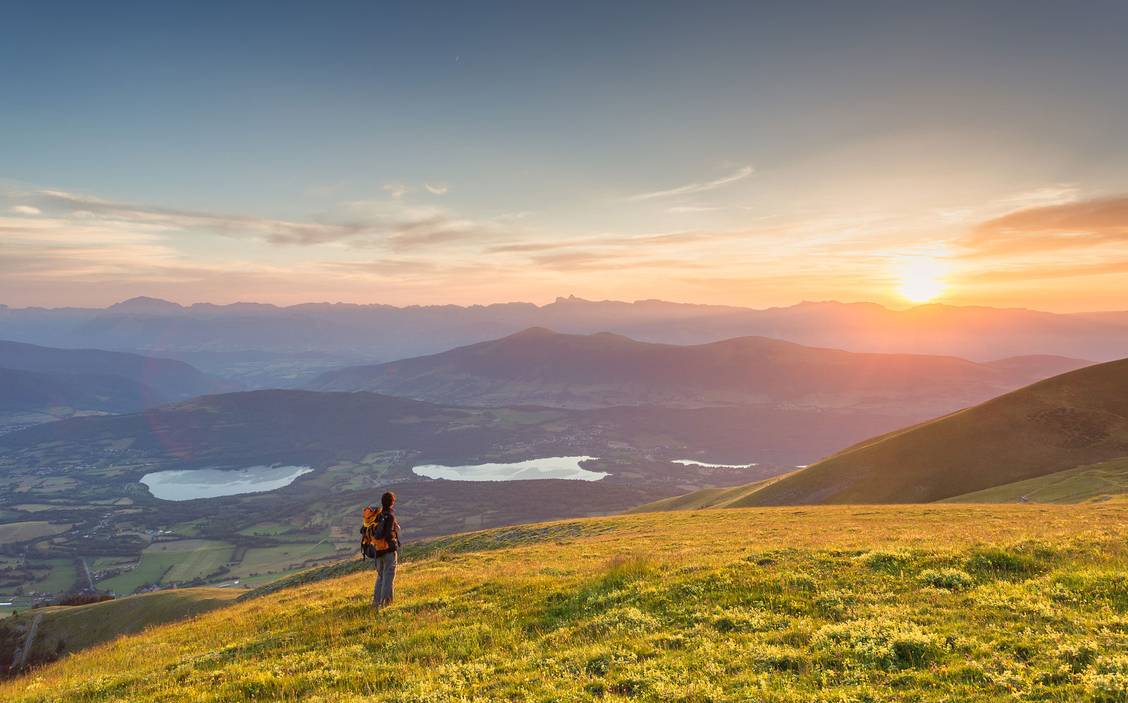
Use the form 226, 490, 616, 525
3, 1, 1128, 309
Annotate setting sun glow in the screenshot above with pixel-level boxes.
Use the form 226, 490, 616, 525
896, 256, 947, 303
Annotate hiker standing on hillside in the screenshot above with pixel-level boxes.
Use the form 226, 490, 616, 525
365, 491, 400, 608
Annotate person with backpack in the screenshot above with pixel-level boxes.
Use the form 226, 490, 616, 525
361, 491, 400, 608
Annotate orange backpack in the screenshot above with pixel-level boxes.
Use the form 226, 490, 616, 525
360, 505, 390, 558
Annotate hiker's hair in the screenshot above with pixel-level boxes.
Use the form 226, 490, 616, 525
381, 491, 396, 510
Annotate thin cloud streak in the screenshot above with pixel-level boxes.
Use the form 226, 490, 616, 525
626, 165, 754, 201
485, 228, 750, 255
18, 188, 501, 250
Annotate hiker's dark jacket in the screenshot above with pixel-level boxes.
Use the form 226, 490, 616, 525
374, 508, 400, 557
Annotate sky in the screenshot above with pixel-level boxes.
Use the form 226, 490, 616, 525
2, 1, 1128, 311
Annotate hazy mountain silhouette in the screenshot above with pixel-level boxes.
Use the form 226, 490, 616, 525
0, 340, 233, 417
308, 328, 1090, 417
0, 367, 155, 414
2, 298, 1127, 379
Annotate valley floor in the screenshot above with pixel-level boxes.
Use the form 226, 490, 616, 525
2, 503, 1127, 702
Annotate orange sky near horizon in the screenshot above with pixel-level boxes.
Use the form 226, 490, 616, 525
2, 185, 1126, 313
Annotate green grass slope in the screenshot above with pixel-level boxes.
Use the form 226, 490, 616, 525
944, 456, 1128, 504
707, 358, 1128, 506
629, 474, 791, 512
1, 588, 240, 674
2, 503, 1127, 702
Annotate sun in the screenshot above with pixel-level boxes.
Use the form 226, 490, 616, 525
895, 255, 947, 304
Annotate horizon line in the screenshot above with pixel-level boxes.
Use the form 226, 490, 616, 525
0, 294, 1122, 317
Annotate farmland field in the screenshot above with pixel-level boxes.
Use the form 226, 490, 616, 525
226, 542, 340, 580
96, 540, 234, 594
25, 559, 78, 594
0, 522, 70, 545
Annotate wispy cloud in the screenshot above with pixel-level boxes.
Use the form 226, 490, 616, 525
667, 205, 722, 214
530, 250, 706, 272
383, 183, 409, 200
320, 258, 441, 277
485, 228, 739, 255
424, 182, 449, 196
17, 188, 500, 250
626, 165, 754, 202
9, 205, 40, 215
993, 184, 1080, 210
964, 195, 1128, 257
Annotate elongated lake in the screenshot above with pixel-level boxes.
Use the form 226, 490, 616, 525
672, 459, 759, 469
412, 456, 607, 482
140, 465, 313, 501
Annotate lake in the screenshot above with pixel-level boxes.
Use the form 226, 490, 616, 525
412, 456, 608, 482
140, 465, 313, 501
672, 459, 759, 469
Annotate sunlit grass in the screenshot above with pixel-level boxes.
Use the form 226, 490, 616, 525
3, 503, 1126, 702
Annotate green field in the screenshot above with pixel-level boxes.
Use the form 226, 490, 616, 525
3, 503, 1126, 702
161, 542, 233, 584
89, 556, 135, 572
9, 504, 66, 513
235, 521, 295, 537
25, 559, 78, 594
0, 521, 70, 545
946, 457, 1128, 504
227, 542, 339, 580
97, 540, 233, 595
91, 538, 344, 595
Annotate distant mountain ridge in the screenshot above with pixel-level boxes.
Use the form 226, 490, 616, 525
0, 340, 232, 421
646, 358, 1128, 508
3, 296, 1128, 368
307, 328, 1091, 417
0, 367, 154, 414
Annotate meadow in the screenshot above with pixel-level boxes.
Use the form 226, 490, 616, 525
2, 502, 1126, 702
946, 457, 1128, 504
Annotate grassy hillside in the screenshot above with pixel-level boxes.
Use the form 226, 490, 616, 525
308, 327, 1087, 416
2, 503, 1126, 701
944, 457, 1128, 504
681, 359, 1128, 506
629, 475, 791, 512
0, 588, 240, 675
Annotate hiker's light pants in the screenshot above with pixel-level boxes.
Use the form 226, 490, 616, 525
373, 551, 397, 605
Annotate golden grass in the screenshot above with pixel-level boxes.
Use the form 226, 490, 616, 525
3, 503, 1127, 702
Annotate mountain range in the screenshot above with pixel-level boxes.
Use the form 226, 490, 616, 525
0, 341, 231, 428
308, 328, 1089, 418
3, 296, 1127, 386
